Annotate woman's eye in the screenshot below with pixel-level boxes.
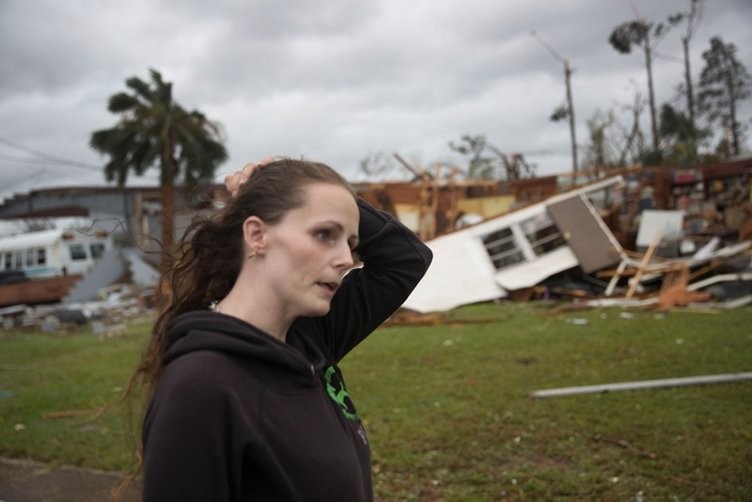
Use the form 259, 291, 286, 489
314, 229, 334, 242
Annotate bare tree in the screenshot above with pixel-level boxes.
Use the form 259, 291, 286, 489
359, 151, 398, 180
449, 134, 535, 181
584, 110, 618, 175
449, 134, 500, 180
617, 91, 647, 166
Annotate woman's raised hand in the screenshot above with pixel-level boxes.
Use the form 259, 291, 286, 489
224, 158, 274, 198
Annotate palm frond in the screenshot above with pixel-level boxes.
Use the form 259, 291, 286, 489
108, 93, 140, 113
125, 76, 152, 102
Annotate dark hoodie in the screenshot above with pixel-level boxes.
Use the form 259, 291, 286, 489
142, 199, 432, 501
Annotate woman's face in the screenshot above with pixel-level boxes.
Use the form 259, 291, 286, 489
261, 182, 359, 319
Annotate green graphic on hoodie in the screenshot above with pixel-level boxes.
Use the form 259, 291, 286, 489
324, 366, 359, 420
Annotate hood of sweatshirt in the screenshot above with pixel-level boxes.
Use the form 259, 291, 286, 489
164, 310, 320, 388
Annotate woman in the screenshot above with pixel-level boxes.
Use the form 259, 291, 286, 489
138, 158, 432, 501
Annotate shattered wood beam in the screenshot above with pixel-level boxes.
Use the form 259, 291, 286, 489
688, 260, 724, 282
531, 372, 752, 398
626, 231, 662, 299
605, 259, 627, 296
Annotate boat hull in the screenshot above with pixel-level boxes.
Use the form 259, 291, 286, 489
0, 275, 82, 307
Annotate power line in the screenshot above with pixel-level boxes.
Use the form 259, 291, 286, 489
0, 153, 59, 165
530, 30, 567, 66
653, 50, 683, 64
0, 136, 102, 172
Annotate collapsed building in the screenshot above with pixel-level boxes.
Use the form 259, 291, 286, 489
372, 157, 752, 313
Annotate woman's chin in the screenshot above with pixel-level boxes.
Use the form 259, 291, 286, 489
298, 300, 332, 318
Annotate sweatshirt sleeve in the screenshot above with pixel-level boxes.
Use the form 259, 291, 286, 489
320, 197, 432, 360
141, 355, 244, 501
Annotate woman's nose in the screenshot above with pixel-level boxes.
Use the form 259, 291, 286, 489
333, 241, 355, 269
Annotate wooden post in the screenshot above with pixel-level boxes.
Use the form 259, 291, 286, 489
625, 231, 662, 299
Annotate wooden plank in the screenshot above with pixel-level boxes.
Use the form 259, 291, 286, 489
625, 231, 661, 299
605, 259, 627, 296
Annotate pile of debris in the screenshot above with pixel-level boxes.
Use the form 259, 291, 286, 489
401, 162, 752, 314
0, 283, 152, 336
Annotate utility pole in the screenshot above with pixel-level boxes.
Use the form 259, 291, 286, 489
642, 29, 659, 152
532, 31, 578, 183
563, 60, 577, 180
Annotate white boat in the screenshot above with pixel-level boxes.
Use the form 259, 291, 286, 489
0, 228, 113, 306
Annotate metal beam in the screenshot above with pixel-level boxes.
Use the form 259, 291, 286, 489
531, 372, 752, 398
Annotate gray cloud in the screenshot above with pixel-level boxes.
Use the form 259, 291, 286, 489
1, 0, 750, 201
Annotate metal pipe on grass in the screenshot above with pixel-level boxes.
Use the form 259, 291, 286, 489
531, 372, 752, 398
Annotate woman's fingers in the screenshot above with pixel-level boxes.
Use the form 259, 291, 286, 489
225, 158, 274, 197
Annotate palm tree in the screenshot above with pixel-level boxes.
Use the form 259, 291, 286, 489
90, 68, 228, 271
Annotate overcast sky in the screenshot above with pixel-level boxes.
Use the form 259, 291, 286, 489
1, 0, 750, 202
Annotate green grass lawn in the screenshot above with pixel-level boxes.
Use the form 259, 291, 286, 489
1, 304, 750, 500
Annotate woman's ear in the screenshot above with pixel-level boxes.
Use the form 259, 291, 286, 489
242, 216, 268, 256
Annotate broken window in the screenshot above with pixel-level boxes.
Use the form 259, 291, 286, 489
69, 244, 87, 261
482, 227, 525, 270
89, 242, 105, 259
520, 214, 566, 256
